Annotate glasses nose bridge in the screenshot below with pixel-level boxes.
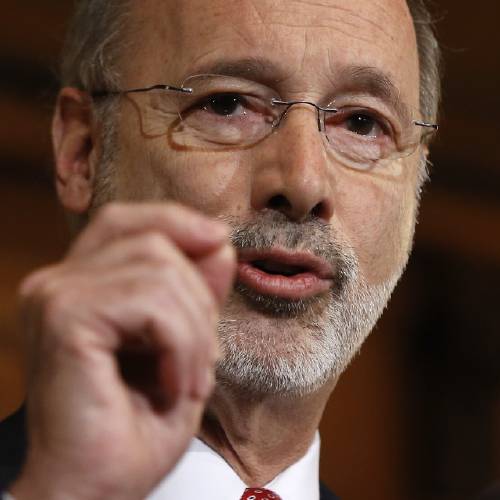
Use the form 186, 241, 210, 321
273, 100, 325, 133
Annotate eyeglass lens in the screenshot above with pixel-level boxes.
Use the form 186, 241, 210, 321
128, 74, 429, 170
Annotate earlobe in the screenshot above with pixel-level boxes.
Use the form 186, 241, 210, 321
53, 88, 96, 214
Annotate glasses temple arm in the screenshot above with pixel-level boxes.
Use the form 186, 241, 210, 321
91, 84, 193, 98
414, 120, 439, 131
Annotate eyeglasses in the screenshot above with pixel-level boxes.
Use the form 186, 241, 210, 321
92, 73, 438, 171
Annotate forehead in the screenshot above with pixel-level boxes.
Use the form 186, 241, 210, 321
124, 0, 419, 104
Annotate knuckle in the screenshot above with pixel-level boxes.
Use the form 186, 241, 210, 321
36, 288, 93, 359
139, 232, 172, 262
155, 313, 191, 349
18, 267, 56, 305
18, 272, 42, 301
31, 271, 76, 327
156, 263, 217, 319
54, 328, 90, 359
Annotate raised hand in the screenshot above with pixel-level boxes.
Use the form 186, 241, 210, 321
11, 202, 235, 500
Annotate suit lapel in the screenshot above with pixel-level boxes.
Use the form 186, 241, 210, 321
320, 481, 340, 500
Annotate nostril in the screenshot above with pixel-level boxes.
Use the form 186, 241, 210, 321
311, 202, 324, 218
268, 194, 292, 212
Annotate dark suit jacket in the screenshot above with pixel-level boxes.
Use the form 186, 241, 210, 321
0, 406, 27, 492
0, 407, 339, 499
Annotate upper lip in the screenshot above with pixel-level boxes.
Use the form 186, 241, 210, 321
237, 247, 335, 280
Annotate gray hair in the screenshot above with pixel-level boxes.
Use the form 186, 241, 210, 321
407, 0, 442, 122
60, 0, 442, 121
61, 0, 130, 92
59, 0, 131, 231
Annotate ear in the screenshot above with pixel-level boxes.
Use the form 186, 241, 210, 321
52, 88, 97, 214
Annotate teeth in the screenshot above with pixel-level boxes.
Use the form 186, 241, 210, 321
253, 260, 306, 276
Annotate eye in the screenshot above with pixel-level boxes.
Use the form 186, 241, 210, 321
202, 93, 246, 116
327, 107, 393, 140
345, 113, 381, 136
346, 113, 378, 136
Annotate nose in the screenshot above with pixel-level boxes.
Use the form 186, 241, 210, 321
250, 105, 335, 222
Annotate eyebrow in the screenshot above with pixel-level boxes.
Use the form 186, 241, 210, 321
186, 58, 414, 123
334, 65, 413, 124
186, 57, 291, 86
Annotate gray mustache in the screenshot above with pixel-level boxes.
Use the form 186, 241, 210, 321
220, 211, 358, 289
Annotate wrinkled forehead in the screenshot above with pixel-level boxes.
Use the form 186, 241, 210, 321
124, 0, 419, 105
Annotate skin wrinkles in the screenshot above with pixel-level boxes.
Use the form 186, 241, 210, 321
181, 55, 416, 147
248, 0, 268, 28
242, 0, 371, 60
188, 31, 415, 121
241, 20, 378, 47
324, 156, 417, 284
181, 56, 413, 120
325, 58, 419, 123
246, 119, 415, 284
6, 1, 434, 499
247, 0, 402, 48
230, 27, 261, 54
337, 66, 412, 123
299, 30, 308, 78
292, 0, 403, 39
184, 30, 262, 72
98, 0, 423, 486
130, 1, 419, 107
202, 385, 327, 477
123, 0, 421, 285
184, 58, 293, 88
122, 119, 248, 216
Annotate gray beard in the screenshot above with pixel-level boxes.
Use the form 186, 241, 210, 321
215, 212, 404, 398
89, 120, 417, 397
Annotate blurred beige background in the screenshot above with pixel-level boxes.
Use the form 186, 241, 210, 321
1, 3, 499, 500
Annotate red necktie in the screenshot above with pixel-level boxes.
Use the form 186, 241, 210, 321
240, 487, 282, 500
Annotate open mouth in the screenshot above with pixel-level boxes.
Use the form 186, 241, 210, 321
236, 248, 334, 300
250, 259, 309, 277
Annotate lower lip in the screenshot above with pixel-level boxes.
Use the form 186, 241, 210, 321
237, 262, 332, 300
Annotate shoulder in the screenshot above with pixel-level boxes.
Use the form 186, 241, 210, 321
320, 481, 340, 500
0, 406, 27, 491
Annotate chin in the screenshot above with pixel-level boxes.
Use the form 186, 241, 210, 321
214, 275, 395, 398
214, 212, 405, 397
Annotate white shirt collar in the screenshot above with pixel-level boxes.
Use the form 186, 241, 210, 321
148, 433, 320, 500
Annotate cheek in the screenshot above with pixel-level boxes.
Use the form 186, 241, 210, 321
334, 167, 417, 285
114, 100, 251, 216
156, 150, 246, 216
117, 134, 249, 217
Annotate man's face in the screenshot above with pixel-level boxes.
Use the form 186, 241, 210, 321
95, 0, 422, 395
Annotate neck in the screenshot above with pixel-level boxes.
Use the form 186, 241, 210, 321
198, 381, 335, 486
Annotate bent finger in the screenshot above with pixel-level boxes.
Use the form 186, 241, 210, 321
69, 202, 230, 259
